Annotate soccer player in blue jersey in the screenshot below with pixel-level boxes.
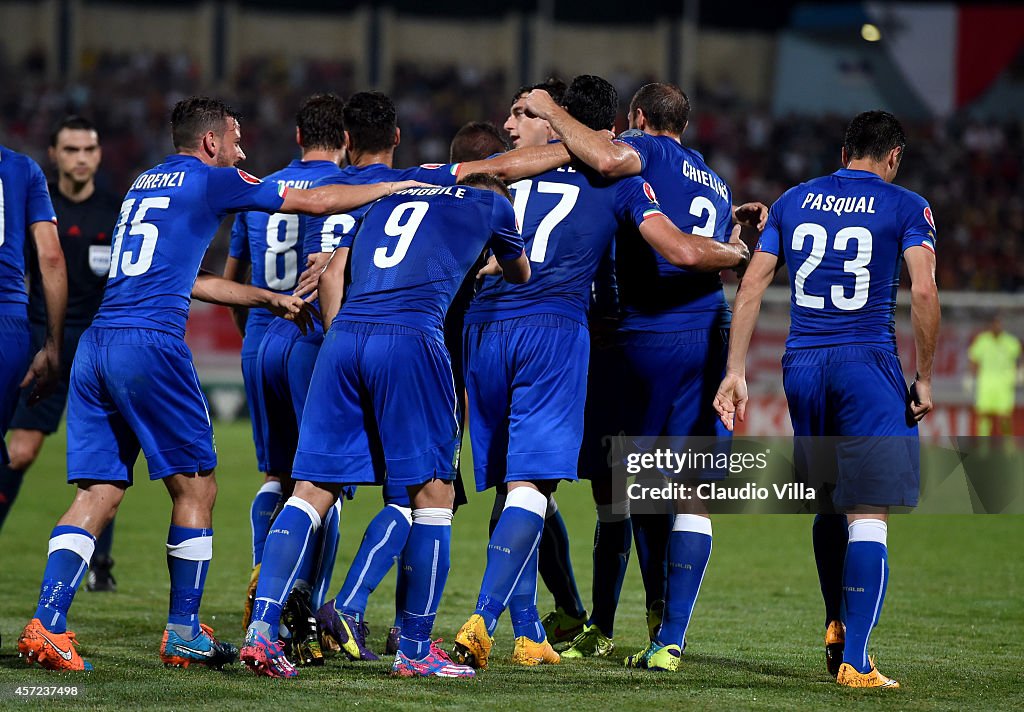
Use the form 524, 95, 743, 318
299, 92, 569, 662
240, 176, 531, 679
16, 96, 429, 672
525, 83, 766, 670
714, 110, 940, 688
0, 145, 66, 513
451, 76, 749, 671
222, 93, 346, 642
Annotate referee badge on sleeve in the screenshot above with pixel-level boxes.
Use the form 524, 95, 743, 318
89, 245, 113, 276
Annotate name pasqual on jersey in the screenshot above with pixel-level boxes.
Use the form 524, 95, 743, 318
801, 192, 877, 216
131, 171, 186, 191
681, 160, 728, 201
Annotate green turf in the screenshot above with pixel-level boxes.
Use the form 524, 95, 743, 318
1, 421, 1021, 710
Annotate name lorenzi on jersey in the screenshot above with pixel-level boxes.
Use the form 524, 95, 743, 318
681, 160, 728, 201
130, 171, 186, 191
800, 192, 877, 216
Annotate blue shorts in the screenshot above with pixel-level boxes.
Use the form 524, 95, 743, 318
241, 319, 272, 471
578, 335, 625, 481
0, 315, 32, 465
618, 328, 731, 439
782, 345, 919, 509
255, 318, 323, 474
292, 321, 459, 489
465, 314, 588, 491
10, 321, 88, 434
66, 327, 217, 483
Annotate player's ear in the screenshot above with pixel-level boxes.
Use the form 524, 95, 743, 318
295, 127, 303, 148
841, 146, 849, 167
394, 127, 401, 148
202, 130, 217, 158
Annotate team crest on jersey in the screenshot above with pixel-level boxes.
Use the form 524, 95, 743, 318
236, 169, 262, 185
923, 206, 935, 230
420, 163, 443, 169
643, 182, 658, 203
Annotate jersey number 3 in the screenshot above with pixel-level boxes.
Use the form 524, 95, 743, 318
109, 197, 170, 278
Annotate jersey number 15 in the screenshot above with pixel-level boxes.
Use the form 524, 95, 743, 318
109, 197, 170, 278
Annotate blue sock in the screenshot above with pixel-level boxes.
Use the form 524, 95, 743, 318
33, 525, 96, 633
843, 519, 889, 673
393, 554, 407, 629
94, 519, 115, 560
657, 515, 712, 649
166, 525, 213, 639
312, 499, 342, 610
0, 464, 27, 532
509, 547, 545, 642
538, 497, 585, 618
474, 487, 547, 636
398, 508, 452, 660
813, 513, 849, 627
250, 481, 282, 567
250, 497, 321, 636
590, 506, 632, 637
633, 512, 672, 609
333, 503, 411, 620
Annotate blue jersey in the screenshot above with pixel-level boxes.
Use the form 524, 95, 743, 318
0, 146, 57, 316
340, 185, 523, 337
756, 168, 936, 351
93, 155, 286, 337
465, 165, 663, 325
304, 163, 460, 258
229, 160, 342, 331
613, 131, 734, 331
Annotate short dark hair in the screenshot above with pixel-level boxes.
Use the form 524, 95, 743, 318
843, 110, 907, 162
563, 75, 618, 132
629, 83, 690, 135
171, 96, 239, 151
343, 91, 397, 154
49, 115, 98, 147
450, 122, 509, 162
514, 77, 567, 105
460, 172, 512, 202
296, 93, 345, 151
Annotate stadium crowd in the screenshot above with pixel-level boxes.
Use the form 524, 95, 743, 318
1, 50, 1020, 291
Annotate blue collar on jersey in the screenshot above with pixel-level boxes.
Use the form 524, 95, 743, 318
834, 168, 883, 180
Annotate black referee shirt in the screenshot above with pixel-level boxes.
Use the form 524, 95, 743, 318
26, 184, 121, 326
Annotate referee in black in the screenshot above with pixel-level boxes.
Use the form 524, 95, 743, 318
0, 116, 121, 591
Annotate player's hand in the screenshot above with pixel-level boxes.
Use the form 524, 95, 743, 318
476, 255, 502, 278
713, 372, 749, 432
728, 225, 751, 277
294, 252, 333, 299
523, 89, 558, 120
733, 202, 768, 231
908, 377, 933, 422
20, 343, 60, 407
268, 294, 319, 335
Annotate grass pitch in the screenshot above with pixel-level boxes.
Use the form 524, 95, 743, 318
0, 421, 1021, 710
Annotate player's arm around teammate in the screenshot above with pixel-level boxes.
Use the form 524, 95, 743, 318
191, 272, 317, 334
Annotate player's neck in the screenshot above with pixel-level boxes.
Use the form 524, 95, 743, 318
644, 129, 681, 143
844, 159, 887, 179
300, 148, 344, 166
348, 148, 395, 168
59, 176, 95, 203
